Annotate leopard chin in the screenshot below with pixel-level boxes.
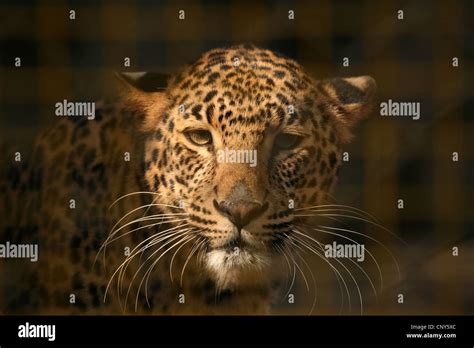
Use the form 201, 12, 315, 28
205, 246, 271, 290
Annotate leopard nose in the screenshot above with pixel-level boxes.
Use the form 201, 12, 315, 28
213, 199, 269, 230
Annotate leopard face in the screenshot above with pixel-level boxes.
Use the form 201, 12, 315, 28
120, 45, 376, 290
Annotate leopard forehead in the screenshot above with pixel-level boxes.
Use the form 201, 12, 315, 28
164, 45, 321, 140
169, 45, 311, 94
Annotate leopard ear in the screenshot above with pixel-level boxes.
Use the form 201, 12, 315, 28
115, 72, 170, 133
317, 75, 376, 131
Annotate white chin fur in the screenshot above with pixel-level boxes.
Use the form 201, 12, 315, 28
205, 248, 270, 290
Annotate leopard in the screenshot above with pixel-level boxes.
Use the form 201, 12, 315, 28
0, 44, 376, 315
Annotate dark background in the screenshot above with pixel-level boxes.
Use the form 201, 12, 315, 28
0, 0, 472, 314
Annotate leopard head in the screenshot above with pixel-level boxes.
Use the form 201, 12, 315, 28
118, 45, 376, 290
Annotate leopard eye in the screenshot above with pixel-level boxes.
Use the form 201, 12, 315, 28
185, 129, 213, 146
274, 133, 303, 151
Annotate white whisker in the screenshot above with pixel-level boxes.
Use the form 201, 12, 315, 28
116, 223, 191, 294
169, 232, 198, 283
284, 236, 310, 292
294, 213, 406, 244
291, 228, 364, 315
286, 230, 351, 314
273, 243, 293, 302
295, 204, 380, 223
139, 234, 195, 311
103, 223, 190, 304
109, 191, 162, 210
296, 227, 378, 301
122, 230, 192, 311
288, 240, 318, 315
180, 237, 206, 287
